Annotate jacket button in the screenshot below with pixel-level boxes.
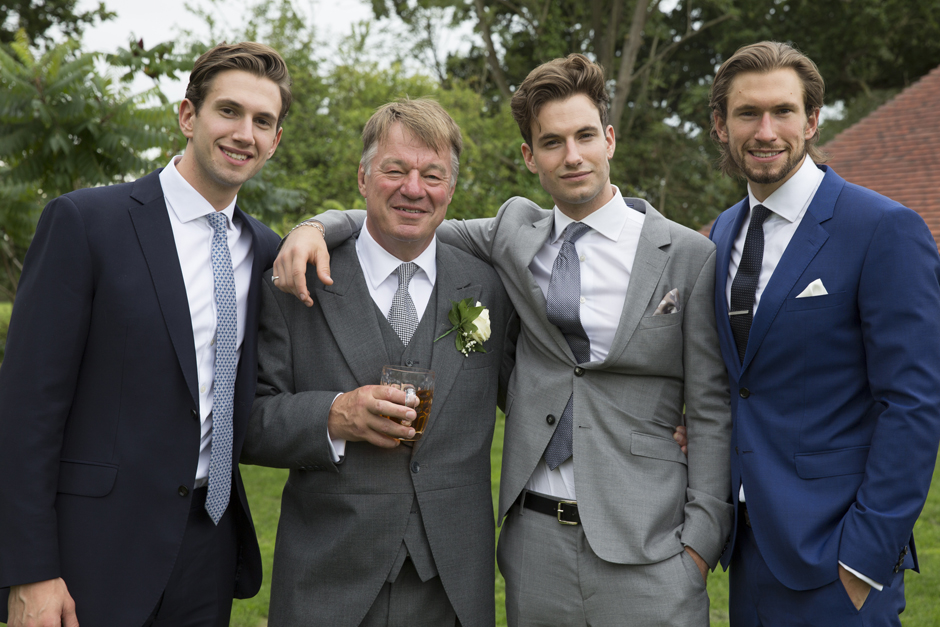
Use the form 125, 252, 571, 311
546, 414, 556, 425
574, 367, 585, 377
406, 360, 414, 367
739, 388, 750, 399
178, 486, 189, 497
191, 408, 198, 420
411, 461, 420, 474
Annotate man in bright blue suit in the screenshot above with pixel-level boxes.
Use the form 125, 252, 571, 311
708, 41, 940, 625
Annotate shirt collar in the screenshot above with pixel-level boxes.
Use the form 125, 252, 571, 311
356, 218, 438, 291
159, 156, 238, 224
551, 186, 637, 243
747, 157, 824, 223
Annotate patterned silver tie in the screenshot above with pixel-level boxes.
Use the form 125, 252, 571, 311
544, 222, 592, 470
387, 262, 420, 345
205, 212, 237, 525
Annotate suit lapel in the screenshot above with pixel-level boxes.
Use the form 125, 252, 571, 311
315, 241, 391, 387
713, 199, 749, 380
423, 245, 482, 444
512, 214, 578, 362
741, 167, 842, 370
128, 172, 199, 406
604, 206, 671, 364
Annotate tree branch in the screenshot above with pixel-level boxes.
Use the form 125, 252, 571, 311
473, 0, 513, 100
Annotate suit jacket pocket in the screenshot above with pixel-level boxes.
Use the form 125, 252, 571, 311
795, 446, 869, 479
630, 432, 687, 466
785, 291, 847, 312
638, 312, 682, 329
57, 459, 119, 497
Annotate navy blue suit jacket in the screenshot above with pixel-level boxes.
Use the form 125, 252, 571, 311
710, 165, 940, 590
0, 170, 279, 625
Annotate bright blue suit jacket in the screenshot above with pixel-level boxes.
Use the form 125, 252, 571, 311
710, 165, 940, 590
0, 170, 279, 625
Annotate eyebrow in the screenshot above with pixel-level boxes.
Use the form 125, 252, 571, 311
731, 101, 801, 115
381, 158, 448, 174
536, 125, 598, 142
215, 98, 278, 123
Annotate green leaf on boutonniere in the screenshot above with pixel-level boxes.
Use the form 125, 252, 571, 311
435, 297, 489, 356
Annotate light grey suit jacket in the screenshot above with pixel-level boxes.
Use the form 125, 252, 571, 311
319, 196, 732, 568
242, 239, 513, 627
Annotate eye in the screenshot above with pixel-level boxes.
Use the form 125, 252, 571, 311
255, 118, 272, 128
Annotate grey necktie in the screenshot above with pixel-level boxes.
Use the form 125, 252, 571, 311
544, 222, 592, 470
388, 262, 420, 345
204, 212, 237, 525
729, 204, 771, 363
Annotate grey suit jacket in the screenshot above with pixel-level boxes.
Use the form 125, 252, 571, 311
242, 239, 513, 627
319, 196, 732, 568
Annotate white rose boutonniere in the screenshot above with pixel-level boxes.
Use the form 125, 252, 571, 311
435, 298, 491, 356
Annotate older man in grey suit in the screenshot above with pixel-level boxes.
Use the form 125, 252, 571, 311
241, 99, 513, 627
277, 55, 731, 626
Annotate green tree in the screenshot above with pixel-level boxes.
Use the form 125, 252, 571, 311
0, 31, 179, 298
1, 0, 113, 46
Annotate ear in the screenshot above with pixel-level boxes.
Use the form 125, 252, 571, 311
266, 127, 283, 158
713, 112, 729, 143
358, 163, 368, 197
605, 125, 616, 159
521, 142, 538, 174
805, 107, 820, 140
178, 98, 197, 140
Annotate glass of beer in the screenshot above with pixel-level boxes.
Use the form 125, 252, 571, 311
380, 365, 434, 442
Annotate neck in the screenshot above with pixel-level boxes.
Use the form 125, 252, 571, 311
175, 153, 238, 211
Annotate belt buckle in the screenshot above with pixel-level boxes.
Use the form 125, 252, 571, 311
557, 499, 578, 525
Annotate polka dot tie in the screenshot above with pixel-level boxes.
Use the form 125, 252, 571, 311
729, 204, 771, 363
544, 222, 592, 470
205, 212, 237, 525
387, 262, 420, 346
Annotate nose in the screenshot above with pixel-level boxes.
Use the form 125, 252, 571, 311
755, 113, 777, 143
232, 116, 255, 145
400, 169, 425, 198
564, 138, 583, 167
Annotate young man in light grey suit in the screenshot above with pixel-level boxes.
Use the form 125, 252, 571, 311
241, 99, 513, 627
276, 55, 731, 626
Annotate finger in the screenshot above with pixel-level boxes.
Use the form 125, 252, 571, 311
289, 252, 314, 307
315, 248, 334, 287
369, 414, 416, 442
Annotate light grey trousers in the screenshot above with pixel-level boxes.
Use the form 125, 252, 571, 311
497, 501, 709, 626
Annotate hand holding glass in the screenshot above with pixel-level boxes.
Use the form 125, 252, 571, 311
380, 366, 434, 442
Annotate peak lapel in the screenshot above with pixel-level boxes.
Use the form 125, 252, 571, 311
315, 242, 390, 388
605, 207, 671, 364
127, 175, 199, 406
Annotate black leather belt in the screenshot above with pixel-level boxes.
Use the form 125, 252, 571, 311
521, 491, 580, 525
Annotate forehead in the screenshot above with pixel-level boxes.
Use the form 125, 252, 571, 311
374, 123, 451, 170
726, 68, 805, 113
203, 69, 282, 115
533, 94, 603, 136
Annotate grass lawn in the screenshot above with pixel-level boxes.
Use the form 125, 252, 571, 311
232, 412, 940, 626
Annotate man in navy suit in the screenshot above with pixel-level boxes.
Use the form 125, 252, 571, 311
0, 42, 288, 626
708, 41, 940, 625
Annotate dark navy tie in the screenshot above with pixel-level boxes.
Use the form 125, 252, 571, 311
544, 222, 592, 470
729, 204, 771, 363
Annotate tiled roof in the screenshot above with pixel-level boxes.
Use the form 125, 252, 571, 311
825, 65, 940, 245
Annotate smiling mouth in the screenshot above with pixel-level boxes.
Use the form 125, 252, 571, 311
395, 207, 426, 214
222, 148, 250, 162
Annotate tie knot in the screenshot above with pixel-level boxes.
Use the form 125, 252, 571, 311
206, 211, 227, 232
563, 222, 591, 245
396, 262, 419, 289
751, 204, 771, 226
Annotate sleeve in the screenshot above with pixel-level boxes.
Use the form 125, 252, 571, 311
0, 196, 95, 588
678, 248, 734, 568
241, 275, 344, 471
838, 207, 940, 585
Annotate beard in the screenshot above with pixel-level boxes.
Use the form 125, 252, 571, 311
731, 142, 806, 186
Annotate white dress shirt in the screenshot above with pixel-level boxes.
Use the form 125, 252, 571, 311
525, 186, 646, 500
725, 158, 880, 589
328, 220, 438, 459
159, 157, 254, 486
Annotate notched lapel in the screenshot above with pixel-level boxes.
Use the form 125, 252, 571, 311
128, 185, 199, 406
424, 248, 482, 444
605, 207, 671, 364
315, 243, 390, 388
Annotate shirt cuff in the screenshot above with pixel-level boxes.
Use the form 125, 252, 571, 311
839, 561, 883, 591
327, 392, 345, 463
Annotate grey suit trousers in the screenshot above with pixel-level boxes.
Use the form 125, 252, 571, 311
497, 502, 709, 627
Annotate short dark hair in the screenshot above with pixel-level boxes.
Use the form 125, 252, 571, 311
185, 42, 292, 128
510, 54, 610, 148
360, 98, 463, 188
710, 41, 827, 177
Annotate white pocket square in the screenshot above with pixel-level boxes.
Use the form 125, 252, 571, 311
796, 279, 828, 298
654, 288, 680, 315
